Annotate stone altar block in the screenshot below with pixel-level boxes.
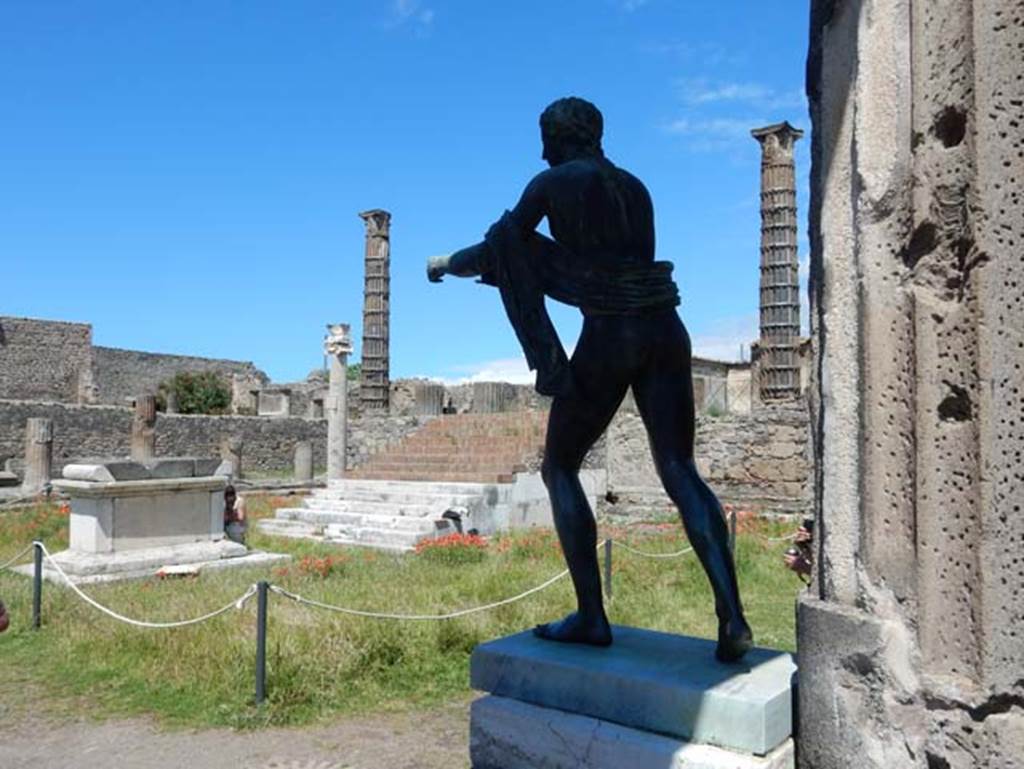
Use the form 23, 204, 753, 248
21, 458, 288, 584
470, 626, 795, 768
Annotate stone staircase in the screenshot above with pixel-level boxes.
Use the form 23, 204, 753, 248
258, 411, 548, 551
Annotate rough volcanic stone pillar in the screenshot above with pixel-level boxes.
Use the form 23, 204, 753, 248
799, 2, 1024, 767
21, 418, 53, 493
359, 209, 391, 411
413, 382, 445, 416
293, 440, 313, 482
164, 390, 179, 414
751, 122, 803, 402
325, 323, 353, 480
130, 395, 157, 462
219, 435, 244, 479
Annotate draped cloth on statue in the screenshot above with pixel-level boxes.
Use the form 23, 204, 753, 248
477, 211, 680, 398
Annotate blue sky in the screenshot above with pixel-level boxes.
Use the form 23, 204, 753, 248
1, 1, 811, 384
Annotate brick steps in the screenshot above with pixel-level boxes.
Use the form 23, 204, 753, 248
347, 411, 547, 484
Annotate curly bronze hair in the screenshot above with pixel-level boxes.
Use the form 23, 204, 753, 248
540, 97, 604, 157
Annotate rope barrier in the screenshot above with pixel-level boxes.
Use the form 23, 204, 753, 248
35, 542, 259, 629
0, 543, 35, 572
270, 567, 571, 621
614, 541, 694, 559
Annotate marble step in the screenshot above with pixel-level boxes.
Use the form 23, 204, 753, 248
276, 508, 449, 533
300, 497, 446, 517
326, 479, 515, 496
255, 518, 322, 539
322, 521, 453, 550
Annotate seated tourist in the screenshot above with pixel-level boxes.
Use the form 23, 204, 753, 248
224, 484, 247, 544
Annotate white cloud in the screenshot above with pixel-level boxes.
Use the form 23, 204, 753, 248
389, 0, 434, 33
677, 78, 806, 110
798, 252, 810, 281
663, 116, 768, 153
642, 41, 747, 68
425, 356, 535, 386
690, 313, 759, 363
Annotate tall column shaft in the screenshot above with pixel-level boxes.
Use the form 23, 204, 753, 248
752, 122, 803, 401
325, 323, 353, 480
130, 395, 157, 462
21, 417, 53, 493
359, 209, 391, 411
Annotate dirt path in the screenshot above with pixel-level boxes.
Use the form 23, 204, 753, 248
0, 698, 473, 769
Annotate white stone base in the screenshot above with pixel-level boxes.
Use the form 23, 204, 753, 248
471, 695, 795, 769
13, 540, 290, 585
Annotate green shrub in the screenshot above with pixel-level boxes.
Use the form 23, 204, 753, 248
158, 372, 232, 415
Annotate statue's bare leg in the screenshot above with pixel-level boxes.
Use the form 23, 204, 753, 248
534, 321, 631, 646
632, 316, 753, 662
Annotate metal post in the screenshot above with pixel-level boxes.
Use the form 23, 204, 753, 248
728, 510, 738, 556
255, 580, 268, 705
32, 541, 43, 630
603, 538, 613, 601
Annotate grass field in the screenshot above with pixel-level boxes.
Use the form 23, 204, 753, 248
0, 496, 804, 729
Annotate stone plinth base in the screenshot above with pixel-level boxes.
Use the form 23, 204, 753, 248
471, 626, 796, 758
471, 695, 795, 769
14, 540, 290, 585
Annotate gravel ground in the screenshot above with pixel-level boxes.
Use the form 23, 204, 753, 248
0, 697, 473, 769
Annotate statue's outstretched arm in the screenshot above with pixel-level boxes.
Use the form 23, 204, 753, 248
427, 172, 549, 283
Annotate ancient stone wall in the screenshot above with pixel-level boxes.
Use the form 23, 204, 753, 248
601, 394, 810, 517
0, 399, 424, 476
799, 2, 1023, 767
92, 346, 267, 405
0, 316, 94, 403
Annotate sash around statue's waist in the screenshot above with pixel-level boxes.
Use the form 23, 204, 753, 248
478, 210, 680, 397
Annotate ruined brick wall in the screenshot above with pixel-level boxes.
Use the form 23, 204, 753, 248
0, 316, 93, 403
601, 395, 810, 517
92, 346, 267, 405
0, 399, 424, 476
799, 1, 1024, 767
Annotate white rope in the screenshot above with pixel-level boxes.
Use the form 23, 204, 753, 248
0, 543, 35, 572
36, 542, 258, 629
614, 540, 694, 559
270, 567, 571, 621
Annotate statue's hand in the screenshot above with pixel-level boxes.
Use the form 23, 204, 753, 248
426, 254, 451, 283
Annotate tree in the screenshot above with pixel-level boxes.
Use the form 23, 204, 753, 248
347, 362, 362, 381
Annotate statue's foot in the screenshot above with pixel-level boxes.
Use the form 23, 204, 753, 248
533, 612, 612, 647
715, 618, 753, 663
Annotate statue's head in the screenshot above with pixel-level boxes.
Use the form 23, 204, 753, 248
540, 97, 604, 166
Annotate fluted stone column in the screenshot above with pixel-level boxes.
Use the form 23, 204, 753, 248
751, 122, 803, 402
21, 418, 53, 494
359, 209, 391, 411
325, 323, 353, 480
293, 440, 313, 483
800, 2, 1023, 767
130, 395, 157, 463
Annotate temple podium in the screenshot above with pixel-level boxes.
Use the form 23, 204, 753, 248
469, 626, 796, 768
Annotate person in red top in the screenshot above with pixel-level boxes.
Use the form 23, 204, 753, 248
0, 598, 9, 633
